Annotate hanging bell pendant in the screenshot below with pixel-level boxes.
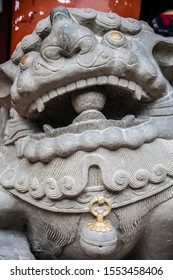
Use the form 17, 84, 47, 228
80, 196, 118, 258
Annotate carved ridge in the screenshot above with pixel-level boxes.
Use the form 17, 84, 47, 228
0, 154, 173, 203
15, 115, 173, 162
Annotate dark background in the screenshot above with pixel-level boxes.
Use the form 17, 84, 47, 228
0, 0, 171, 64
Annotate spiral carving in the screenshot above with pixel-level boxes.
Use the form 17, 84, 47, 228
130, 169, 150, 189
15, 175, 28, 193
121, 18, 142, 34
29, 177, 45, 199
150, 164, 167, 183
59, 176, 77, 196
109, 171, 129, 191
0, 169, 15, 189
44, 178, 63, 200
21, 31, 42, 52
96, 12, 121, 30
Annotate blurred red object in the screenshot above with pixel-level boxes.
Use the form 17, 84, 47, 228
11, 0, 141, 55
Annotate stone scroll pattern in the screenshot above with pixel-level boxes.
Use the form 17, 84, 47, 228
11, 9, 143, 65
0, 153, 173, 211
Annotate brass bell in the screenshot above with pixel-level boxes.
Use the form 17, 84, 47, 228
80, 196, 117, 258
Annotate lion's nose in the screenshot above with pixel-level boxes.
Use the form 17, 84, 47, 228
43, 6, 96, 58
50, 6, 72, 23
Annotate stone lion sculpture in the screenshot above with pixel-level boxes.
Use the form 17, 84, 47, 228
0, 6, 173, 259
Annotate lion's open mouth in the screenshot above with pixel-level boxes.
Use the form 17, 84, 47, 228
3, 6, 173, 162
13, 75, 158, 162
27, 75, 149, 131
8, 73, 173, 163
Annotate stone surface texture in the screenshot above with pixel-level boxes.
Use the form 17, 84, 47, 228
0, 230, 35, 260
0, 6, 173, 259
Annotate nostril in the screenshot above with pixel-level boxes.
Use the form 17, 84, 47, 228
42, 47, 61, 60
78, 37, 96, 55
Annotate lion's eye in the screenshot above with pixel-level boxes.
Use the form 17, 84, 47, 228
109, 31, 123, 41
102, 31, 126, 48
21, 54, 30, 66
20, 52, 38, 70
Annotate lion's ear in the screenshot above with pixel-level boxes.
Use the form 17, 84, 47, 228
153, 40, 173, 84
0, 60, 17, 108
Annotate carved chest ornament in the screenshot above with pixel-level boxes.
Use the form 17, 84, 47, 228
1, 138, 173, 214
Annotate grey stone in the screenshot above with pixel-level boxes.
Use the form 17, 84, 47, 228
0, 230, 35, 260
0, 6, 173, 259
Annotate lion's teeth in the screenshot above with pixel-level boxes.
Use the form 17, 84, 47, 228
141, 90, 151, 101
48, 89, 57, 99
134, 92, 141, 100
29, 102, 37, 114
128, 81, 136, 91
118, 78, 128, 88
56, 86, 66, 95
66, 82, 76, 92
136, 84, 142, 94
97, 76, 108, 85
76, 79, 87, 89
133, 84, 142, 100
108, 75, 119, 85
87, 77, 97, 86
28, 76, 151, 116
42, 93, 50, 103
43, 124, 54, 135
36, 97, 45, 112
141, 90, 147, 98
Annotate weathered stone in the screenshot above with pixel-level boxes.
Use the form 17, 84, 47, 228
0, 6, 173, 259
0, 230, 35, 260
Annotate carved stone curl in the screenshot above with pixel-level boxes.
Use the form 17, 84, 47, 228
1, 5, 173, 260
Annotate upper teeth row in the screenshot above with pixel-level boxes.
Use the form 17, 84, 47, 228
28, 75, 149, 115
